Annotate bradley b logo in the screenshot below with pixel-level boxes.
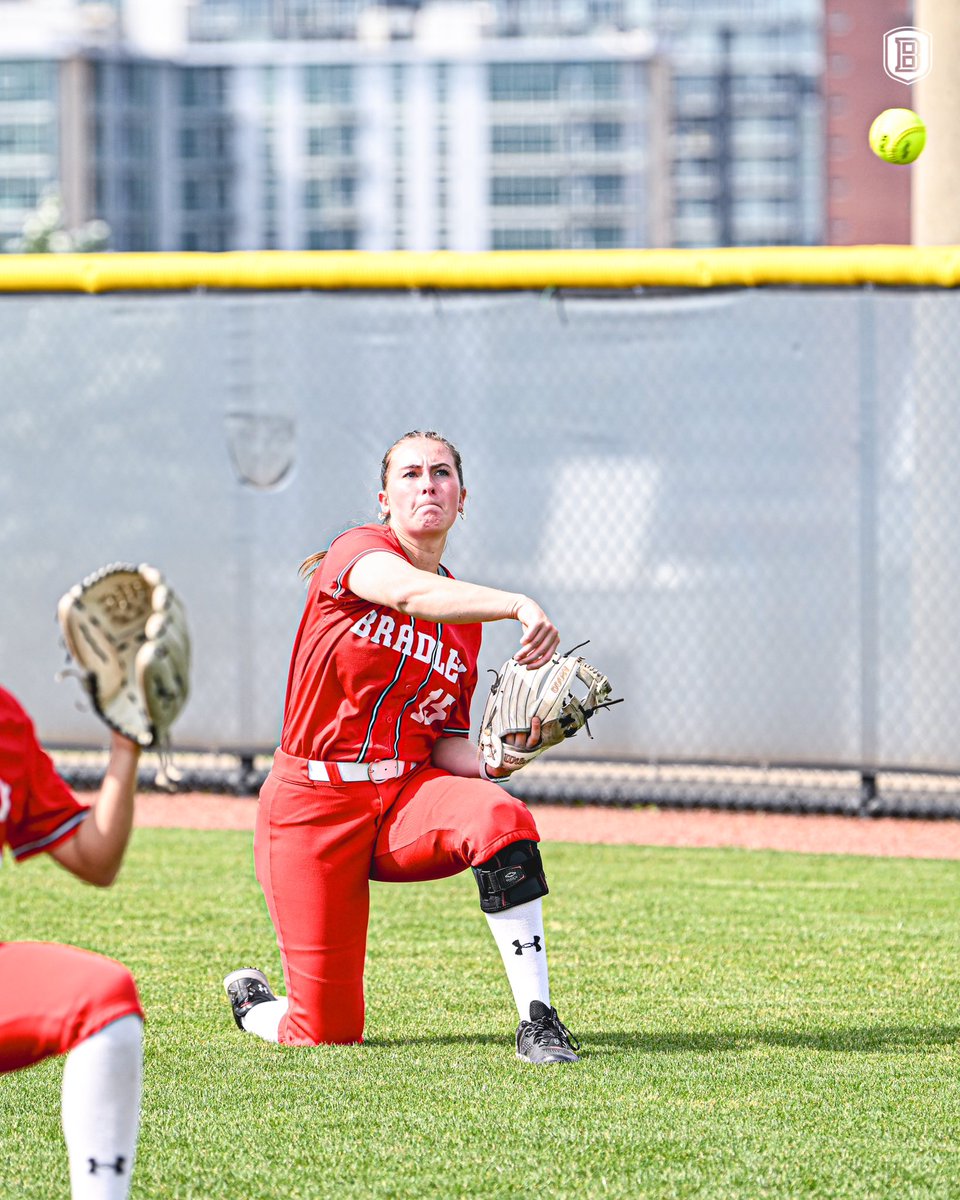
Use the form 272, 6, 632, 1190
883, 27, 932, 84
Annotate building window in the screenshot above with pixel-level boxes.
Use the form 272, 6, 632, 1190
180, 127, 201, 158
576, 225, 623, 248
122, 172, 150, 212
181, 222, 229, 252
262, 65, 276, 106
492, 228, 559, 249
677, 199, 714, 220
305, 65, 353, 105
490, 124, 560, 155
0, 122, 53, 155
119, 63, 151, 105
575, 62, 621, 101
588, 121, 622, 150
305, 176, 357, 209
307, 228, 357, 250
733, 198, 793, 222
0, 177, 42, 208
181, 68, 228, 108
674, 157, 715, 181
127, 221, 151, 251
491, 176, 561, 206
121, 118, 151, 159
306, 124, 355, 157
585, 174, 623, 205
489, 63, 560, 102
182, 178, 202, 210
0, 61, 54, 103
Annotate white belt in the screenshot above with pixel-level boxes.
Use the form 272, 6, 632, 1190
307, 759, 414, 784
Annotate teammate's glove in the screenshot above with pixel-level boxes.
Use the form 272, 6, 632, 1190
57, 563, 191, 750
478, 650, 620, 774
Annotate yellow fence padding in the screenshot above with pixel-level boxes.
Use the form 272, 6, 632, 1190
1, 246, 960, 293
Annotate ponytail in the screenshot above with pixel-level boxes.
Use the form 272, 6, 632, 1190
298, 550, 327, 579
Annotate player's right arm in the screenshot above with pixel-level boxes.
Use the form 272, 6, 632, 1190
3, 688, 140, 888
432, 721, 546, 780
48, 732, 141, 887
347, 551, 559, 666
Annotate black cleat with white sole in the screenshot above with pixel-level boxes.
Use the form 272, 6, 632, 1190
516, 1000, 581, 1064
223, 967, 277, 1030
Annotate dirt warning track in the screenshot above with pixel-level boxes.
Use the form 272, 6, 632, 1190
134, 794, 960, 860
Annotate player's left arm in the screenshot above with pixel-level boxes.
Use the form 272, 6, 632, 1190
48, 732, 141, 887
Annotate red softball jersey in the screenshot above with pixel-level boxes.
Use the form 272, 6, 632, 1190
281, 524, 483, 764
0, 687, 89, 870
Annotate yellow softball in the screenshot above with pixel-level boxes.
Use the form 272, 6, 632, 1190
868, 108, 926, 164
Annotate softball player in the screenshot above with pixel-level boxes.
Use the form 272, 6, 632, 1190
224, 429, 580, 1064
1, 686, 145, 1199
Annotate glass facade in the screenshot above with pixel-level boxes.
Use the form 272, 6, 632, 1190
177, 67, 233, 251
90, 61, 160, 249
0, 60, 55, 102
0, 60, 57, 245
486, 58, 645, 251
0, 0, 822, 252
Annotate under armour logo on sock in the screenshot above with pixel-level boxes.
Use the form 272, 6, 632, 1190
512, 936, 542, 955
88, 1157, 126, 1176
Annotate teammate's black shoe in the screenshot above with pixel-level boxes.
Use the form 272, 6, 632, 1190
223, 967, 277, 1030
516, 1000, 581, 1064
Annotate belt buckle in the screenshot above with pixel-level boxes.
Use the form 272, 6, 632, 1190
367, 760, 394, 783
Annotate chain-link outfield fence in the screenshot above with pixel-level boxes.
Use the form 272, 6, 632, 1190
3, 247, 960, 814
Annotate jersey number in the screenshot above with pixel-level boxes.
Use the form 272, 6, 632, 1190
410, 689, 456, 727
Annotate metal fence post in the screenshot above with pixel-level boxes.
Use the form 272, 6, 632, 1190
857, 288, 880, 816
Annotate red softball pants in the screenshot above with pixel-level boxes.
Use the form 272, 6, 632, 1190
0, 941, 144, 1074
254, 749, 541, 1046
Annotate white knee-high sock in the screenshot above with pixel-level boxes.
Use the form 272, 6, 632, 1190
61, 1014, 143, 1200
485, 897, 550, 1021
241, 997, 289, 1043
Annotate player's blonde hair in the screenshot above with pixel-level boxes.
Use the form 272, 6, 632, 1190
298, 430, 464, 579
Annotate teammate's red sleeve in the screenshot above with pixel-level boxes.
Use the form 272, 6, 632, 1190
0, 687, 89, 862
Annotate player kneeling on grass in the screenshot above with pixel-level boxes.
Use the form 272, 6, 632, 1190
1, 688, 144, 1200
1, 564, 190, 1199
223, 430, 615, 1064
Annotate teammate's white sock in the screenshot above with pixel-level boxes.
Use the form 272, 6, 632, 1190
485, 897, 550, 1020
241, 997, 289, 1043
61, 1013, 142, 1200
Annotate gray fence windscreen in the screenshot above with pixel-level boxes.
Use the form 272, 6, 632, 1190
1, 288, 958, 790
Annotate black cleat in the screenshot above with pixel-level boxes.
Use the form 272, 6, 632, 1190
516, 1000, 581, 1064
223, 968, 277, 1030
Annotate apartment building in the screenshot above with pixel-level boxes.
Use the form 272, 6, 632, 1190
0, 0, 824, 251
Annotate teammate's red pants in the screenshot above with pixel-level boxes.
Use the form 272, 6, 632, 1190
0, 941, 144, 1074
254, 750, 541, 1046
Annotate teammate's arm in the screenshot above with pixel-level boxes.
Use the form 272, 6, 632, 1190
48, 733, 141, 887
348, 552, 559, 666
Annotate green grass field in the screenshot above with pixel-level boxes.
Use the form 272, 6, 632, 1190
4, 825, 960, 1199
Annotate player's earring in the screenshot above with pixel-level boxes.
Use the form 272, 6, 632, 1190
379, 510, 389, 524
458, 508, 465, 522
